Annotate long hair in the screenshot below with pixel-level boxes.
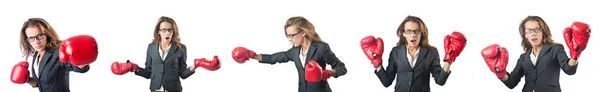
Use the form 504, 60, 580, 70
283, 16, 325, 43
19, 18, 62, 60
152, 16, 184, 51
396, 15, 436, 49
518, 16, 558, 51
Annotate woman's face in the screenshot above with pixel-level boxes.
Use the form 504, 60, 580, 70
524, 20, 543, 47
158, 22, 174, 42
402, 21, 422, 48
25, 26, 47, 52
285, 26, 304, 47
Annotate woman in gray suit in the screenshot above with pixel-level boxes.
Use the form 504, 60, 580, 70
375, 15, 452, 92
499, 16, 581, 92
231, 16, 348, 92
134, 16, 197, 92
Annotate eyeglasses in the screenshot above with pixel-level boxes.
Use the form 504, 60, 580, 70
403, 29, 422, 35
286, 31, 302, 39
159, 28, 174, 33
524, 28, 543, 34
27, 34, 46, 42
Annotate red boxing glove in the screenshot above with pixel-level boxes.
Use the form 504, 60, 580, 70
305, 60, 331, 83
563, 22, 591, 60
443, 31, 467, 64
59, 35, 98, 66
360, 35, 384, 68
11, 61, 30, 84
481, 44, 509, 79
195, 56, 221, 71
111, 60, 138, 75
231, 47, 256, 63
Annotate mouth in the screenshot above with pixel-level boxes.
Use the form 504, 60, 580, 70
165, 37, 170, 40
531, 38, 538, 42
410, 39, 416, 43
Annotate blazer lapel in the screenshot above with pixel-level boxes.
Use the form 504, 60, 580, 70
38, 48, 55, 79
289, 47, 303, 69
304, 41, 317, 66
534, 45, 550, 66
164, 43, 178, 61
398, 45, 411, 69
413, 46, 428, 69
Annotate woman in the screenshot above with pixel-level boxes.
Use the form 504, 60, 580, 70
231, 16, 348, 92
133, 16, 197, 92
375, 16, 452, 92
18, 18, 90, 92
499, 16, 579, 92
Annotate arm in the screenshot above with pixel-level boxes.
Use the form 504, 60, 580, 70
27, 77, 37, 88
178, 46, 195, 79
323, 45, 347, 78
61, 61, 90, 73
501, 56, 525, 89
430, 51, 451, 86
257, 49, 293, 64
556, 45, 578, 75
374, 48, 397, 87
134, 50, 153, 79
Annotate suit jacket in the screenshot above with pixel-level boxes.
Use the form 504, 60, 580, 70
375, 45, 450, 92
502, 44, 577, 92
135, 43, 194, 91
30, 47, 90, 92
259, 41, 348, 92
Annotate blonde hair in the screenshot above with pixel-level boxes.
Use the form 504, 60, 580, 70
284, 16, 324, 43
518, 16, 558, 51
396, 15, 436, 49
19, 18, 62, 59
152, 16, 184, 52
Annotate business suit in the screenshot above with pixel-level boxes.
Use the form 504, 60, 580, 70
259, 41, 347, 92
502, 44, 577, 92
29, 47, 91, 92
375, 45, 450, 92
135, 43, 194, 92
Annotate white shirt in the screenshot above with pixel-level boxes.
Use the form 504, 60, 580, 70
530, 51, 537, 66
299, 47, 309, 67
156, 44, 171, 91
33, 57, 40, 77
406, 47, 420, 68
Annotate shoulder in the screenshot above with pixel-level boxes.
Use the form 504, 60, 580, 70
549, 44, 565, 50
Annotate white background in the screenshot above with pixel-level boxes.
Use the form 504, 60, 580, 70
1, 0, 598, 92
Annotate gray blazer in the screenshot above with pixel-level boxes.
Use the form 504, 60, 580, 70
135, 43, 194, 91
30, 47, 90, 92
502, 44, 577, 92
375, 45, 450, 92
259, 41, 348, 92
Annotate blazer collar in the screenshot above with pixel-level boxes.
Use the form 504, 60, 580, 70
526, 44, 551, 66
34, 48, 57, 79
152, 42, 179, 61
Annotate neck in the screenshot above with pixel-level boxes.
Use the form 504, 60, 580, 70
532, 44, 542, 53
161, 40, 171, 47
301, 40, 311, 51
408, 45, 419, 52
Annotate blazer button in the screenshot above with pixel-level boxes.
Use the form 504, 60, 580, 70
408, 82, 411, 85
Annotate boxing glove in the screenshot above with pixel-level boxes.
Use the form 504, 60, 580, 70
444, 31, 467, 64
59, 35, 98, 66
11, 61, 30, 84
305, 60, 331, 83
360, 35, 384, 68
232, 47, 256, 63
195, 56, 221, 71
111, 60, 138, 75
563, 22, 591, 60
481, 44, 509, 79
